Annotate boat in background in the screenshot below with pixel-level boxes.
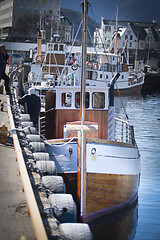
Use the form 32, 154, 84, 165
24, 3, 144, 105
27, 40, 144, 101
41, 0, 141, 223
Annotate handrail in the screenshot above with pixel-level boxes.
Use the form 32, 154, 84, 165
7, 95, 48, 240
115, 117, 129, 125
115, 117, 135, 145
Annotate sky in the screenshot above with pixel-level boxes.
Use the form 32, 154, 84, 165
61, 0, 160, 26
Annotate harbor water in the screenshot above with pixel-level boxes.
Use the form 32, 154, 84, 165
91, 94, 160, 240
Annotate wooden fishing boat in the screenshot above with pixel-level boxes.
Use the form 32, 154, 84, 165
41, 0, 140, 223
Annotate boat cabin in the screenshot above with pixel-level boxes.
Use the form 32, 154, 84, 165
45, 86, 109, 140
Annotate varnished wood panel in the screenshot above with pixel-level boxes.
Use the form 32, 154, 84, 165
57, 171, 139, 220
46, 53, 65, 64
56, 109, 108, 139
85, 172, 139, 215
45, 91, 56, 139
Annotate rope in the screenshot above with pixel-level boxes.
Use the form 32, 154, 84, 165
0, 126, 35, 134
40, 134, 78, 147
59, 19, 82, 84
87, 27, 108, 87
90, 4, 109, 54
45, 107, 55, 113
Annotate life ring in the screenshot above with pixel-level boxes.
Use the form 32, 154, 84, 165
87, 62, 93, 69
35, 55, 43, 63
67, 57, 75, 65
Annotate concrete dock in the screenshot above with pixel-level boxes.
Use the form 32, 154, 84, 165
0, 93, 34, 240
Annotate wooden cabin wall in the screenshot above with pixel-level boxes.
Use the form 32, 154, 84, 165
46, 54, 65, 65
86, 110, 108, 139
45, 91, 56, 139
56, 109, 108, 139
56, 109, 80, 139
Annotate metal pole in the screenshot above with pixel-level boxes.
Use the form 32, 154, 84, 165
80, 0, 89, 217
80, 0, 89, 125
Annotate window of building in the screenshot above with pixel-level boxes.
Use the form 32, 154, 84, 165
61, 93, 72, 107
100, 74, 102, 78
92, 92, 105, 109
130, 42, 132, 48
130, 35, 133, 40
122, 75, 124, 79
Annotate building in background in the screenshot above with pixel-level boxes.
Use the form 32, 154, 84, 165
0, 0, 61, 42
94, 17, 160, 67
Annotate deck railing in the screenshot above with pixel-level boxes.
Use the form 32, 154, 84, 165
39, 115, 136, 146
115, 117, 135, 145
39, 116, 46, 137
39, 115, 46, 137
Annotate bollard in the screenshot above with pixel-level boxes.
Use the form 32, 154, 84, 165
0, 124, 8, 144
1, 101, 3, 111
0, 85, 3, 94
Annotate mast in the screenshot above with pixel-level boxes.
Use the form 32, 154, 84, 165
114, 2, 119, 55
78, 0, 89, 218
57, 9, 60, 35
80, 0, 89, 124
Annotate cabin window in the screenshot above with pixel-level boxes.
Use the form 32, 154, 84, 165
106, 75, 108, 79
100, 74, 102, 78
86, 70, 92, 79
35, 90, 40, 95
61, 93, 72, 107
86, 70, 97, 80
54, 44, 58, 50
122, 75, 124, 79
75, 92, 89, 108
60, 45, 64, 51
92, 92, 105, 109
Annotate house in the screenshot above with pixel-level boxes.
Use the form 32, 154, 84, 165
94, 17, 160, 66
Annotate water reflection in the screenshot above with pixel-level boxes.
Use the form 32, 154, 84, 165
91, 94, 160, 240
115, 94, 160, 240
91, 201, 138, 240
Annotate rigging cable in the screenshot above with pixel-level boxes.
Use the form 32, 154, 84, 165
87, 27, 108, 87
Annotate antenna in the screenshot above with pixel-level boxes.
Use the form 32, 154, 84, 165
114, 2, 119, 55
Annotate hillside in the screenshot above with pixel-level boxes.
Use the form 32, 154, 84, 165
61, 8, 100, 45
61, 0, 160, 27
